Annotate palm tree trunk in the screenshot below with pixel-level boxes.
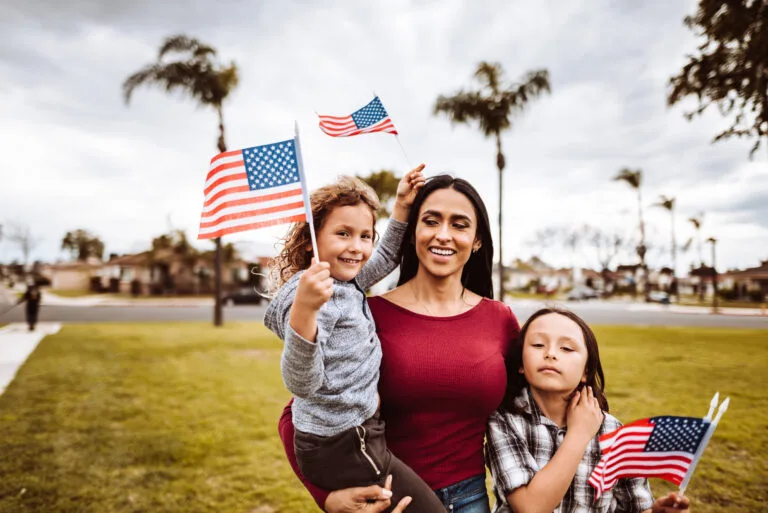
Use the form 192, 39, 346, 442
670, 208, 678, 301
636, 188, 647, 298
214, 105, 227, 327
495, 132, 506, 301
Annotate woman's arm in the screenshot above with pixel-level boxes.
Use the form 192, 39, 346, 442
278, 402, 408, 513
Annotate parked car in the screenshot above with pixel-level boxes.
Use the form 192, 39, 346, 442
222, 287, 264, 306
567, 286, 599, 301
647, 291, 671, 305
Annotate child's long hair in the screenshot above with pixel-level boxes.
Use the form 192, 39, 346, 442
504, 307, 609, 412
271, 176, 380, 287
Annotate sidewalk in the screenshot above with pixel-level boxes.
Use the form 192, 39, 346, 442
0, 322, 61, 395
506, 297, 768, 317
41, 292, 213, 307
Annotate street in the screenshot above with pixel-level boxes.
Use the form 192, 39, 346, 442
2, 298, 768, 328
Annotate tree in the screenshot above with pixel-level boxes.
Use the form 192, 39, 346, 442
653, 195, 678, 298
582, 225, 626, 273
357, 169, 399, 219
688, 214, 705, 267
61, 229, 105, 262
614, 168, 647, 296
434, 62, 550, 299
123, 34, 239, 326
668, 0, 768, 157
689, 213, 705, 301
6, 222, 40, 266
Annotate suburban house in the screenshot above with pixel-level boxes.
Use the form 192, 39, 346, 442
42, 252, 264, 296
721, 259, 768, 302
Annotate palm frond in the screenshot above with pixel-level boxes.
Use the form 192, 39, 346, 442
434, 62, 551, 139
474, 61, 503, 92
653, 194, 675, 210
503, 69, 551, 110
158, 34, 216, 61
613, 168, 642, 189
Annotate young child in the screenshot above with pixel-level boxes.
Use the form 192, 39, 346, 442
487, 307, 692, 513
264, 167, 446, 513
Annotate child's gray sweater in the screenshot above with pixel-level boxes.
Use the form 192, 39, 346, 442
264, 219, 406, 436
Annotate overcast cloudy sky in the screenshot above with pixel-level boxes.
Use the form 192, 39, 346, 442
1, 0, 766, 274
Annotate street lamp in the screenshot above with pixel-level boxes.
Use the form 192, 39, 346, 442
707, 237, 718, 313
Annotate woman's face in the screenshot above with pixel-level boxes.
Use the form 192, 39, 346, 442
414, 187, 481, 280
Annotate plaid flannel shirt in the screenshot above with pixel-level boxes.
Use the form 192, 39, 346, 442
486, 387, 654, 513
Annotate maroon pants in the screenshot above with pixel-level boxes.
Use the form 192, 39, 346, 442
294, 411, 446, 513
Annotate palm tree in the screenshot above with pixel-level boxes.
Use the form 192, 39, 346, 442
434, 62, 550, 299
123, 34, 239, 326
688, 214, 704, 267
653, 195, 677, 299
613, 168, 647, 296
689, 214, 705, 301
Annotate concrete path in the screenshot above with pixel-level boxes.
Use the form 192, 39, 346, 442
0, 322, 61, 396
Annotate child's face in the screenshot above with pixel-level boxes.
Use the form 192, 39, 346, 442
315, 203, 375, 282
520, 313, 589, 395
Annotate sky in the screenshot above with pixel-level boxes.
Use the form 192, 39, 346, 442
1, 0, 766, 274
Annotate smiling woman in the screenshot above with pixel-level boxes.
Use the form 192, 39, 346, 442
278, 174, 522, 513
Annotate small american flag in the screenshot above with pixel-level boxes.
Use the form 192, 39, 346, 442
588, 416, 710, 499
318, 96, 398, 137
198, 139, 308, 240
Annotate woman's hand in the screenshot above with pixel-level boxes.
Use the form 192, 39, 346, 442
565, 386, 603, 444
392, 164, 426, 221
324, 475, 412, 513
649, 492, 690, 512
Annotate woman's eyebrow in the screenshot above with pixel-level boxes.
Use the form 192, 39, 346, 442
421, 210, 473, 222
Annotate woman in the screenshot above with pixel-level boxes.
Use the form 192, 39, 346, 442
278, 174, 521, 512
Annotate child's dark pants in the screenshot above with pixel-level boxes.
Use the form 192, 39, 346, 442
294, 410, 446, 513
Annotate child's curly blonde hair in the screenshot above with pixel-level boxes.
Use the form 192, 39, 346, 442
271, 176, 380, 287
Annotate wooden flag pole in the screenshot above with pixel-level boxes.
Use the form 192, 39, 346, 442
679, 395, 730, 496
395, 135, 413, 169
294, 121, 319, 259
372, 89, 413, 170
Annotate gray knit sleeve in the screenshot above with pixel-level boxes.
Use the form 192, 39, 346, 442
265, 274, 338, 398
356, 218, 407, 290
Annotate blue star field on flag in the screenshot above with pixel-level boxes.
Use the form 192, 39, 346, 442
350, 97, 390, 129
646, 416, 709, 453
243, 139, 300, 191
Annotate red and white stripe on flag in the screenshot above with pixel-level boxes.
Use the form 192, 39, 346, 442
198, 145, 307, 240
588, 418, 695, 499
318, 115, 397, 137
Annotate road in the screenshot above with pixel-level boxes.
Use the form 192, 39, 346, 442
1, 298, 768, 328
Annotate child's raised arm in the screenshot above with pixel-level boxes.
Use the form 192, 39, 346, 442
488, 387, 604, 513
356, 164, 425, 289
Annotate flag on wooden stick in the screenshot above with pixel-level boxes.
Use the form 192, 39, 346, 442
588, 393, 729, 500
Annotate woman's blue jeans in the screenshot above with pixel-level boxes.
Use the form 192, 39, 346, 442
432, 474, 490, 513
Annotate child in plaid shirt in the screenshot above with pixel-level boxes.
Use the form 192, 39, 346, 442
486, 308, 693, 513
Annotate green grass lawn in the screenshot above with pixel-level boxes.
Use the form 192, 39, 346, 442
0, 323, 765, 512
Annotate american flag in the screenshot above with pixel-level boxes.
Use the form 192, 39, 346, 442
318, 96, 398, 137
198, 139, 308, 240
588, 416, 710, 499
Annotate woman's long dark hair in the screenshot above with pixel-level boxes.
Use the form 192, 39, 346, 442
396, 174, 494, 299
504, 307, 609, 412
